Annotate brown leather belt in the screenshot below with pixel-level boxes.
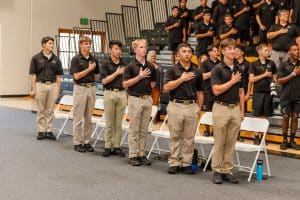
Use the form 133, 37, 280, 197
132, 94, 150, 99
173, 99, 196, 105
76, 83, 95, 87
39, 80, 55, 85
215, 101, 238, 108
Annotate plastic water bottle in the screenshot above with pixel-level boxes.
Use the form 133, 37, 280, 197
256, 159, 264, 181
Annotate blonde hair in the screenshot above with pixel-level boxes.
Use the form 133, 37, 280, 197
79, 35, 92, 44
147, 50, 156, 62
132, 39, 147, 50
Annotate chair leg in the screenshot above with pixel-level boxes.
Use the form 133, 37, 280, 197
248, 149, 261, 182
56, 118, 69, 140
203, 147, 213, 172
200, 145, 206, 158
120, 131, 128, 147
236, 151, 242, 171
91, 126, 99, 139
92, 126, 102, 147
147, 136, 158, 159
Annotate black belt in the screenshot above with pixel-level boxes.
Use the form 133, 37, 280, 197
38, 80, 56, 84
76, 83, 95, 87
173, 99, 196, 105
215, 101, 238, 108
131, 94, 150, 99
106, 88, 124, 92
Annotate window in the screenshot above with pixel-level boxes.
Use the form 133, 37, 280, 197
56, 28, 106, 71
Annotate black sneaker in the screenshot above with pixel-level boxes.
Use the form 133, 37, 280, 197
129, 157, 141, 166
36, 132, 45, 140
138, 156, 151, 165
222, 173, 239, 184
83, 143, 94, 152
74, 144, 86, 153
112, 148, 125, 157
280, 140, 289, 150
168, 166, 180, 174
102, 149, 112, 157
212, 172, 223, 184
254, 135, 260, 145
289, 141, 300, 150
45, 132, 56, 140
181, 166, 195, 174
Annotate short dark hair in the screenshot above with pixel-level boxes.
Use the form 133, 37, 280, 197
172, 6, 179, 10
109, 40, 123, 49
224, 13, 233, 19
203, 10, 211, 16
235, 44, 245, 52
179, 0, 187, 3
207, 44, 217, 52
288, 43, 298, 51
41, 36, 54, 46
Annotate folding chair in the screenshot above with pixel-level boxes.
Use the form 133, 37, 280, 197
235, 117, 271, 182
147, 114, 170, 159
54, 95, 74, 139
91, 98, 106, 147
120, 105, 158, 147
194, 112, 214, 172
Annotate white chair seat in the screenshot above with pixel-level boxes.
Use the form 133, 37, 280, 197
194, 135, 214, 144
151, 130, 170, 139
235, 143, 263, 152
54, 111, 72, 119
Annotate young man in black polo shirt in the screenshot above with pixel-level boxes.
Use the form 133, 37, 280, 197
213, 0, 234, 32
256, 0, 278, 44
211, 38, 244, 184
179, 0, 192, 36
164, 43, 204, 174
267, 9, 300, 69
234, 0, 253, 45
219, 14, 238, 40
29, 36, 63, 140
70, 36, 99, 153
200, 45, 220, 136
249, 43, 277, 144
165, 6, 186, 65
123, 39, 156, 166
277, 43, 300, 150
195, 10, 216, 57
100, 40, 127, 157
194, 0, 212, 23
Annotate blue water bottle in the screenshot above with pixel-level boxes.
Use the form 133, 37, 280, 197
256, 159, 264, 181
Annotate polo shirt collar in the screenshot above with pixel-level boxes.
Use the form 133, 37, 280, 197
79, 53, 92, 60
176, 62, 195, 71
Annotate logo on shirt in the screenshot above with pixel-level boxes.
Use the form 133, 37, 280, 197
51, 60, 57, 64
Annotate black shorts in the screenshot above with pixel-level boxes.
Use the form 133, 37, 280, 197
280, 100, 300, 114
202, 92, 214, 111
238, 29, 250, 42
169, 42, 180, 51
252, 92, 273, 117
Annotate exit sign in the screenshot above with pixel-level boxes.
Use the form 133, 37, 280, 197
80, 18, 89, 25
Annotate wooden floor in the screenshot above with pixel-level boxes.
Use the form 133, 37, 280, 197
1, 96, 299, 158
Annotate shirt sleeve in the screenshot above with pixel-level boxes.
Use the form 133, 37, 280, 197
29, 57, 36, 74
69, 57, 78, 75
277, 62, 287, 78
164, 67, 175, 84
196, 69, 204, 91
150, 65, 156, 82
99, 60, 109, 80
211, 66, 222, 86
248, 62, 255, 75
56, 58, 64, 75
123, 63, 132, 81
271, 61, 277, 74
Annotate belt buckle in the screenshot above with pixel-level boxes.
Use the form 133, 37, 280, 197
229, 104, 236, 108
113, 88, 119, 92
141, 95, 149, 99
45, 81, 52, 85
183, 100, 190, 105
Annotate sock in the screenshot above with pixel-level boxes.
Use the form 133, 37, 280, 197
290, 133, 296, 142
282, 132, 288, 141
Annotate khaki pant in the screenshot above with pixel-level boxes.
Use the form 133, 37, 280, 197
72, 84, 96, 145
36, 82, 59, 132
212, 103, 241, 174
103, 90, 127, 149
167, 102, 199, 167
128, 95, 152, 158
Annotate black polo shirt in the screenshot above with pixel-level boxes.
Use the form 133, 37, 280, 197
273, 0, 290, 11
234, 1, 253, 30
219, 24, 238, 40
290, 0, 300, 25
195, 21, 216, 54
278, 59, 300, 100
100, 57, 126, 90
213, 3, 234, 29
179, 7, 192, 29
194, 5, 212, 22
256, 2, 278, 29
70, 53, 99, 84
249, 59, 277, 93
235, 59, 250, 94
164, 62, 203, 101
268, 24, 299, 51
165, 16, 184, 43
200, 59, 220, 95
123, 59, 156, 96
211, 62, 243, 104
29, 51, 63, 82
